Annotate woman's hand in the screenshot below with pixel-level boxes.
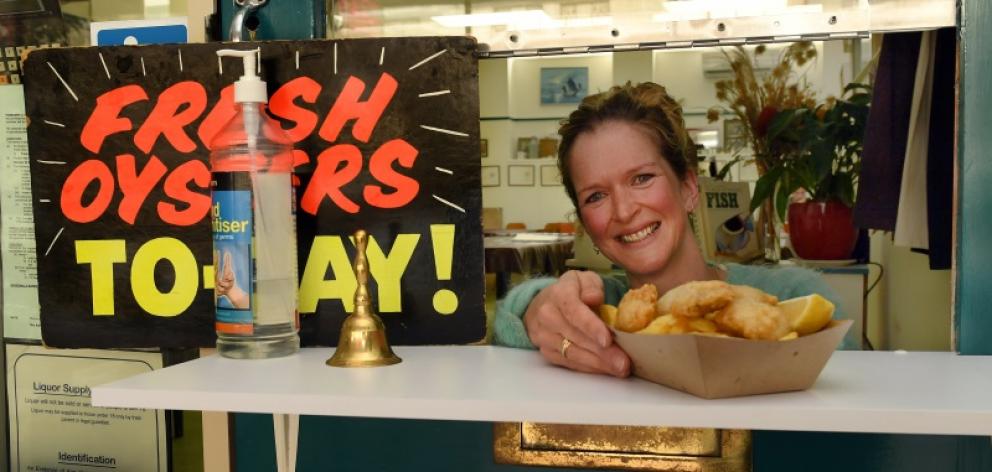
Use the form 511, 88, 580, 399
523, 270, 631, 377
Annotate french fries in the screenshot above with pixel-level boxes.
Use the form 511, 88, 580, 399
598, 304, 618, 327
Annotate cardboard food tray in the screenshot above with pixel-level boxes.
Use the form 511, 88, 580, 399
612, 320, 852, 399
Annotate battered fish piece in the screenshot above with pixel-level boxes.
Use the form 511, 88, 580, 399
655, 280, 736, 319
712, 297, 790, 340
730, 284, 778, 305
615, 284, 659, 332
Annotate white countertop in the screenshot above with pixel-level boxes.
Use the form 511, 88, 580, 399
91, 346, 992, 436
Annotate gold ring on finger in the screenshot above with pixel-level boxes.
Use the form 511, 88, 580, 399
560, 337, 573, 358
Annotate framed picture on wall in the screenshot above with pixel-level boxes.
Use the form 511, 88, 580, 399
540, 67, 588, 104
508, 165, 535, 186
538, 137, 558, 158
516, 136, 538, 159
688, 128, 720, 150
723, 119, 747, 152
481, 166, 500, 187
480, 138, 488, 158
540, 165, 560, 187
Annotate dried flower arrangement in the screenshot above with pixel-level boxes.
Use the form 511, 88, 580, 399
706, 42, 819, 175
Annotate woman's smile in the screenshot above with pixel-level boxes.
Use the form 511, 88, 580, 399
618, 222, 660, 243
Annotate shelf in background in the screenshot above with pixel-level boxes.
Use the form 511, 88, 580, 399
92, 346, 992, 436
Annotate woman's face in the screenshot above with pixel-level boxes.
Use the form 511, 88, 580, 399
570, 120, 698, 278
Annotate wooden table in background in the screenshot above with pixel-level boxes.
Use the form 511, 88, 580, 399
484, 233, 574, 298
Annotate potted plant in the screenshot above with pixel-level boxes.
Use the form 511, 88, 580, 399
707, 42, 820, 261
751, 83, 871, 260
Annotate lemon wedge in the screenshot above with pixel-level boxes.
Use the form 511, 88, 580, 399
778, 294, 835, 335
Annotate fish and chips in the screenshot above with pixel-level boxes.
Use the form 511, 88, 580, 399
603, 280, 835, 341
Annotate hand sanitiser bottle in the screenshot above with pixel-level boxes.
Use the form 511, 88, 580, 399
210, 48, 299, 359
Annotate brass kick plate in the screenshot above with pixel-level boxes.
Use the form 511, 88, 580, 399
494, 423, 751, 471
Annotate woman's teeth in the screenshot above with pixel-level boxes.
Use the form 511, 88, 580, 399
620, 223, 660, 243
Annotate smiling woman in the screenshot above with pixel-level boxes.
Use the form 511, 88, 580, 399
568, 119, 701, 285
492, 82, 854, 376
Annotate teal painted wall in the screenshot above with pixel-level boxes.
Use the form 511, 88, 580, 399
753, 431, 992, 472
956, 0, 992, 354
234, 415, 605, 472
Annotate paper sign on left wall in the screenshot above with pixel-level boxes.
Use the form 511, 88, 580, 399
0, 85, 41, 341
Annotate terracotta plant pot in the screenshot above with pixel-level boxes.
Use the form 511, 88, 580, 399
787, 200, 858, 260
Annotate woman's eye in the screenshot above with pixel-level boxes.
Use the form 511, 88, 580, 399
583, 192, 605, 205
632, 173, 655, 185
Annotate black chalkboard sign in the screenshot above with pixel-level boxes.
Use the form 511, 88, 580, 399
22, 37, 484, 348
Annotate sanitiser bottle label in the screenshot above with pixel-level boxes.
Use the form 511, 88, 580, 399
212, 172, 254, 334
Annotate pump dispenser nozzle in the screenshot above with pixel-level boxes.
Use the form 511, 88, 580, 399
217, 48, 267, 104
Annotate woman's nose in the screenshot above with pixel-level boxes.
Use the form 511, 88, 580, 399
611, 188, 638, 221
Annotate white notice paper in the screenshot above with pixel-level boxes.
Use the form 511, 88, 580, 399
6, 345, 167, 472
0, 85, 41, 340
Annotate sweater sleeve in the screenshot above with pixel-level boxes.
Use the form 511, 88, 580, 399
492, 277, 557, 349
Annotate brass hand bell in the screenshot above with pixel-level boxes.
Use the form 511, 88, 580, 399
326, 229, 402, 367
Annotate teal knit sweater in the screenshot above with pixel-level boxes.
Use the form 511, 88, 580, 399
492, 263, 857, 350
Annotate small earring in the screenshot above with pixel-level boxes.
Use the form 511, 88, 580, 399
593, 247, 601, 255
